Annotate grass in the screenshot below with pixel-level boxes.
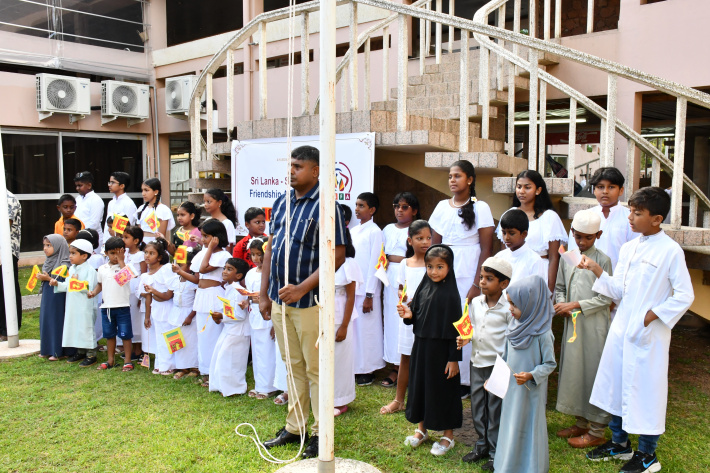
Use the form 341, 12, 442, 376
1, 313, 709, 472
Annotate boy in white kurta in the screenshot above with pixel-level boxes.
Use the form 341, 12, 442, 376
496, 209, 548, 285
580, 187, 694, 473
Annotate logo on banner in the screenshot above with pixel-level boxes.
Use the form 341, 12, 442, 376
335, 161, 353, 201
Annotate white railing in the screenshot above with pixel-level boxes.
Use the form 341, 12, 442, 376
188, 0, 710, 230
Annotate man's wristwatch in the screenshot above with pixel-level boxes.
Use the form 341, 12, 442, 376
365, 293, 374, 299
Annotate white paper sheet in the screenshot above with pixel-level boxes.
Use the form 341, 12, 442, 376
374, 265, 390, 287
484, 354, 511, 399
560, 248, 582, 267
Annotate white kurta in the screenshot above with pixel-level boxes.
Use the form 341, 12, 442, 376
496, 208, 568, 257
567, 204, 639, 270
589, 231, 694, 435
56, 262, 98, 349
496, 243, 549, 285
246, 267, 277, 394
396, 259, 426, 356
75, 190, 105, 246
334, 259, 363, 406
382, 223, 409, 364
103, 193, 138, 244
209, 285, 251, 397
168, 278, 198, 370
350, 219, 385, 374
430, 199, 495, 386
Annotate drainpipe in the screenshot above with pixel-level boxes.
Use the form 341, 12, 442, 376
149, 85, 161, 181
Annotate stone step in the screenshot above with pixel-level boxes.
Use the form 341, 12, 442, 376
190, 178, 230, 190
442, 103, 500, 122
376, 130, 504, 153
425, 152, 528, 175
560, 196, 600, 219
502, 75, 530, 92
492, 177, 574, 196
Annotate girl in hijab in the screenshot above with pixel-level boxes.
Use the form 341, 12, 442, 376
36, 234, 76, 360
494, 275, 557, 473
397, 244, 462, 456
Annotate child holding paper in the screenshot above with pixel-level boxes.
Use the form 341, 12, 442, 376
397, 245, 462, 456
496, 209, 548, 284
554, 210, 613, 448
87, 237, 134, 371
209, 258, 251, 397
456, 256, 513, 470
49, 239, 99, 367
169, 246, 200, 379
36, 234, 73, 360
494, 275, 556, 473
233, 207, 266, 268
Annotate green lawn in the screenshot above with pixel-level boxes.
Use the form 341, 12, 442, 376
1, 312, 708, 472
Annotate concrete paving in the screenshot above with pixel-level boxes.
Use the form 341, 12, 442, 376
275, 458, 381, 473
0, 339, 40, 360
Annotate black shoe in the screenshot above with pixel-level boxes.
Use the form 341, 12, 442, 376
302, 435, 319, 459
481, 460, 495, 471
462, 449, 489, 463
620, 451, 661, 473
356, 373, 374, 386
263, 427, 306, 449
66, 353, 86, 363
79, 356, 97, 367
460, 385, 471, 400
586, 440, 634, 462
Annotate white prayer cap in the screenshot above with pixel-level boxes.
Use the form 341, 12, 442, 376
481, 256, 513, 280
572, 210, 601, 234
70, 239, 94, 254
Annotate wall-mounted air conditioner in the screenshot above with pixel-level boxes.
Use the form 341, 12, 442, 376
165, 75, 198, 116
101, 80, 149, 127
36, 73, 91, 123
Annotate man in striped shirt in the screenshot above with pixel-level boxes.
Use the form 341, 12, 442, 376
260, 145, 347, 459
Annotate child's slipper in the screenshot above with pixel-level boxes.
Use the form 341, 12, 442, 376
333, 406, 349, 417
173, 371, 188, 380
160, 370, 175, 376
47, 356, 59, 362
248, 389, 258, 398
38, 354, 47, 358
97, 362, 115, 370
404, 429, 429, 448
201, 380, 210, 388
152, 368, 161, 375
380, 399, 405, 415
430, 437, 455, 456
186, 369, 199, 378
380, 377, 397, 388
256, 391, 279, 400
274, 393, 288, 405
122, 363, 134, 372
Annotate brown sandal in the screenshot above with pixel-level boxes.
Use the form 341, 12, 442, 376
380, 399, 405, 414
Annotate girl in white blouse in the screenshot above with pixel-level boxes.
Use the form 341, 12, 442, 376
135, 178, 175, 244
495, 170, 567, 292
203, 188, 238, 254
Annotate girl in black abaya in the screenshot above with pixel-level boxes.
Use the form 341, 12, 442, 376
397, 244, 462, 456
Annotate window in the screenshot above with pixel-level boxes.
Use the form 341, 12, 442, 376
3, 134, 60, 194
167, 0, 244, 47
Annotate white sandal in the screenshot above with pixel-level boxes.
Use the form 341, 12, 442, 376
430, 436, 455, 456
404, 429, 429, 448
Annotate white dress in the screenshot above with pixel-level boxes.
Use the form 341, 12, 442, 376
590, 231, 693, 435
207, 216, 237, 246
382, 223, 409, 365
191, 248, 230, 375
209, 284, 251, 397
429, 199, 495, 386
125, 250, 145, 345
396, 259, 426, 356
136, 202, 175, 244
334, 258, 363, 406
350, 219, 385, 374
135, 271, 158, 354
149, 265, 178, 372
246, 267, 277, 394
168, 278, 199, 370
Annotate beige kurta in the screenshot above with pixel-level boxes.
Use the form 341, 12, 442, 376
555, 246, 612, 424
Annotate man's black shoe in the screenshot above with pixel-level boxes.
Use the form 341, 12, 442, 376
481, 460, 495, 471
263, 427, 306, 449
67, 353, 86, 363
462, 449, 489, 463
302, 435, 319, 459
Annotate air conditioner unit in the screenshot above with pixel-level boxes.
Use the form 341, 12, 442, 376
165, 75, 198, 116
36, 73, 91, 123
101, 80, 150, 127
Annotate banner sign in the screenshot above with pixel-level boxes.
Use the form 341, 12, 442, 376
231, 133, 375, 234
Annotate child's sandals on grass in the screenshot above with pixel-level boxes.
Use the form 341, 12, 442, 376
380, 399, 405, 415
404, 429, 429, 448
430, 437, 455, 456
122, 363, 134, 372
97, 362, 115, 370
273, 392, 288, 405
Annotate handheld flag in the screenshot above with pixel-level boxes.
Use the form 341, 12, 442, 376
453, 300, 474, 339
175, 229, 188, 242
68, 279, 89, 292
375, 244, 388, 270
236, 287, 258, 297
51, 265, 68, 278
374, 244, 390, 287
163, 327, 186, 354
140, 353, 151, 368
567, 310, 581, 343
145, 211, 159, 232
217, 296, 235, 320
114, 265, 136, 287
112, 213, 130, 234
25, 265, 40, 292
174, 245, 188, 264
398, 282, 407, 305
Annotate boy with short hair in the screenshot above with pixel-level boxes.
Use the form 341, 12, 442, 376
496, 208, 547, 284
55, 194, 84, 235
73, 171, 105, 247
459, 256, 513, 471
87, 236, 134, 371
580, 187, 694, 473
554, 210, 613, 449
63, 218, 82, 245
233, 207, 267, 269
104, 171, 137, 243
568, 167, 638, 270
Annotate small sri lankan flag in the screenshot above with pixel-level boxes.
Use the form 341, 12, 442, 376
51, 265, 68, 278
375, 244, 387, 270
163, 327, 186, 354
453, 299, 474, 339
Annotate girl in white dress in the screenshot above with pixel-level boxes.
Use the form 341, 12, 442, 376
381, 220, 431, 415
142, 238, 178, 375
209, 258, 252, 397
122, 226, 147, 359
169, 246, 200, 379
203, 188, 238, 254
495, 170, 568, 292
429, 160, 495, 395
135, 240, 166, 361
135, 178, 175, 245
191, 219, 231, 386
381, 192, 420, 387
244, 237, 279, 399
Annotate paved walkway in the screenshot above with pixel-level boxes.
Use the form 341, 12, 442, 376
22, 294, 41, 311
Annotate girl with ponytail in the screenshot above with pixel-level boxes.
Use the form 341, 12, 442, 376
428, 160, 495, 396
203, 188, 238, 254
136, 178, 175, 244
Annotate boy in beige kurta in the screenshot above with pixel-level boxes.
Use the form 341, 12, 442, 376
553, 210, 613, 448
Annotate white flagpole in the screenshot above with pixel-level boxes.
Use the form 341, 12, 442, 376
0, 128, 20, 348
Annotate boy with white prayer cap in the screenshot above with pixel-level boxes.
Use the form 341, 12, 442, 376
457, 256, 513, 471
554, 210, 614, 448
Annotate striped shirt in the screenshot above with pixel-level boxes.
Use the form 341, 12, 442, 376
268, 182, 347, 308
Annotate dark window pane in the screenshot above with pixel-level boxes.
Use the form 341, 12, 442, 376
167, 0, 243, 46
2, 134, 59, 194
62, 136, 143, 194
17, 200, 60, 252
